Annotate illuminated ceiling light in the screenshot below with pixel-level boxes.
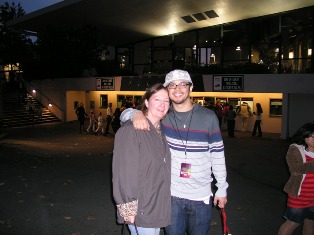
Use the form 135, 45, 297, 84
181, 15, 196, 23
275, 48, 279, 53
32, 89, 36, 93
193, 13, 206, 21
289, 52, 294, 59
204, 10, 219, 19
236, 46, 241, 51
308, 49, 312, 56
48, 102, 52, 107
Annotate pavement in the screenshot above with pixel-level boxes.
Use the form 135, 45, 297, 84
0, 121, 303, 235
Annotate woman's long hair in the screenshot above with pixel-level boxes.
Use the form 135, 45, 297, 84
256, 103, 263, 113
291, 122, 314, 149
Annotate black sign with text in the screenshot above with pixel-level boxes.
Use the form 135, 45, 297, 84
96, 77, 114, 90
213, 75, 244, 91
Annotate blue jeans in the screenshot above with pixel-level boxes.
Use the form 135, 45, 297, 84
128, 225, 160, 235
165, 196, 213, 235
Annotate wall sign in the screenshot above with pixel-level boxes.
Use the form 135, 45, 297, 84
213, 75, 244, 92
96, 77, 114, 90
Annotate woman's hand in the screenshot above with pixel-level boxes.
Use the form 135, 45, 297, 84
124, 215, 135, 223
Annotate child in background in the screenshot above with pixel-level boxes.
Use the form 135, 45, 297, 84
95, 112, 105, 135
87, 110, 97, 133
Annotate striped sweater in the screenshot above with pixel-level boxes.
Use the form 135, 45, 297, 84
161, 104, 228, 200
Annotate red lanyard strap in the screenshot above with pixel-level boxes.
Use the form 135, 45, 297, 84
221, 208, 231, 234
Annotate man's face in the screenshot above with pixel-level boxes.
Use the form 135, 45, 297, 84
167, 80, 193, 105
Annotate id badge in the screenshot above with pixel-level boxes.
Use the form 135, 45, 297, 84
180, 163, 191, 178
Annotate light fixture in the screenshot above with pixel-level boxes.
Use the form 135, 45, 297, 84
308, 49, 312, 56
289, 52, 294, 59
48, 102, 52, 107
236, 46, 241, 51
32, 89, 36, 93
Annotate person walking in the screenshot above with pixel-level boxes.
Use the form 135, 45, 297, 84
94, 112, 105, 135
87, 110, 97, 133
226, 105, 236, 138
252, 103, 263, 137
215, 99, 224, 129
112, 84, 171, 235
26, 99, 35, 121
278, 122, 314, 235
75, 103, 87, 133
111, 108, 121, 133
121, 69, 228, 235
104, 103, 113, 135
237, 102, 252, 132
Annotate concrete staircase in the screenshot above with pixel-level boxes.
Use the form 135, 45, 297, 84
2, 91, 61, 128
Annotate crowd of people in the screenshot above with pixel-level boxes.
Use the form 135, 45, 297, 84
205, 99, 263, 138
75, 102, 123, 135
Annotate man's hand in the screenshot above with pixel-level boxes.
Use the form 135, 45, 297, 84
133, 111, 150, 130
213, 196, 227, 208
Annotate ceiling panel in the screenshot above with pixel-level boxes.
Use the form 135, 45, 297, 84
8, 0, 314, 46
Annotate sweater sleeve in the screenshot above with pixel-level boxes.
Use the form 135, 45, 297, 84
112, 122, 141, 214
120, 108, 137, 123
209, 116, 228, 197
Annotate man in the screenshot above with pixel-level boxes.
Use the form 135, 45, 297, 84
120, 69, 228, 235
105, 103, 113, 135
75, 103, 87, 133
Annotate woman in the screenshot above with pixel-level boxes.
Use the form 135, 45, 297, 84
252, 103, 263, 137
278, 122, 314, 235
112, 83, 171, 235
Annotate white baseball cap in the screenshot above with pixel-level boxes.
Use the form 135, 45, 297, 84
163, 69, 193, 87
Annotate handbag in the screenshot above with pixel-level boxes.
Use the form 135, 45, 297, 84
221, 208, 232, 235
121, 221, 139, 235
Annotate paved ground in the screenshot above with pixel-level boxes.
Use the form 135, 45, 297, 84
0, 121, 303, 235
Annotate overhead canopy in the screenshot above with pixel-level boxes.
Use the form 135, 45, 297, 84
7, 0, 314, 46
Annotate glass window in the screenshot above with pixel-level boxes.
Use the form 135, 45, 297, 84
100, 95, 108, 108
269, 98, 282, 116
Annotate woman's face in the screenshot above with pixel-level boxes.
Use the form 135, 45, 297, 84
145, 89, 170, 122
305, 133, 314, 152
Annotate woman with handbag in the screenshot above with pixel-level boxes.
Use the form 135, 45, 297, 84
112, 83, 171, 235
278, 122, 314, 235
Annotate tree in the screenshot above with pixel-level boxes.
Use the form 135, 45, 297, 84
0, 1, 33, 78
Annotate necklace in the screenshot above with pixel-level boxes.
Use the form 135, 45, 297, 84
174, 107, 193, 128
171, 106, 194, 157
155, 123, 161, 135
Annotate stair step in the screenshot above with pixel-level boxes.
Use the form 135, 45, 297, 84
2, 91, 61, 128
